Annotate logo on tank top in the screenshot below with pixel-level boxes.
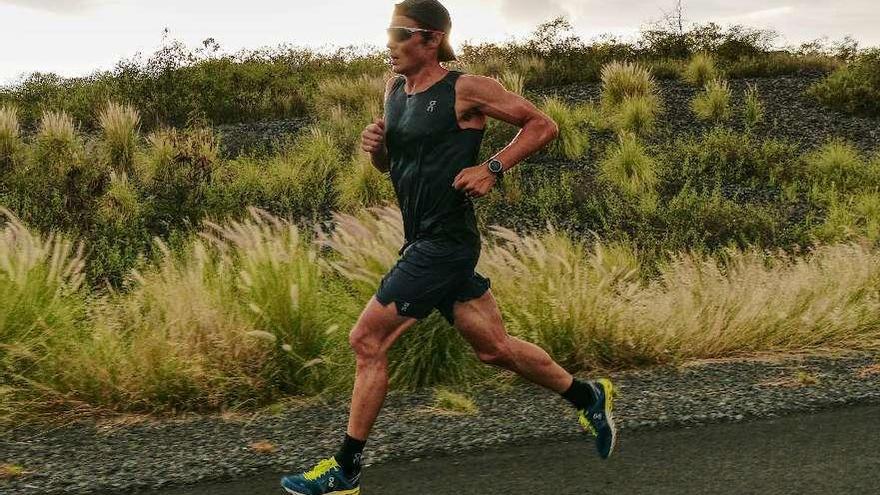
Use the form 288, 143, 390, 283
427, 100, 437, 112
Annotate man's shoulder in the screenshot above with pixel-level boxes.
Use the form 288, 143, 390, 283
455, 73, 503, 96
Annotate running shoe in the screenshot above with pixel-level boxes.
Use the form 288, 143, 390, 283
280, 456, 360, 495
577, 378, 618, 459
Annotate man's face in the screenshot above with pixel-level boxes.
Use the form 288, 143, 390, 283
387, 15, 441, 75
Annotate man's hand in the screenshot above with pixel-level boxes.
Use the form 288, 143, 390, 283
452, 163, 496, 199
361, 117, 386, 155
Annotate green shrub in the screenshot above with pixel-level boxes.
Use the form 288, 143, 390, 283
660, 127, 801, 193
539, 97, 589, 159
660, 186, 781, 251
0, 106, 20, 168
691, 78, 732, 124
808, 48, 880, 117
336, 152, 395, 212
600, 60, 657, 108
814, 192, 880, 243
611, 94, 660, 137
600, 132, 658, 209
314, 74, 385, 117
682, 52, 719, 86
97, 101, 141, 177
499, 70, 525, 95
801, 139, 880, 197
742, 83, 765, 131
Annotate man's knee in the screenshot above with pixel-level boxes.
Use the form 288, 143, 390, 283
349, 323, 383, 361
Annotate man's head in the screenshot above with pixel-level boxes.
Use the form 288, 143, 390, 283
387, 0, 455, 74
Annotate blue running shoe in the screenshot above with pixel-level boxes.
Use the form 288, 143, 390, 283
280, 456, 360, 495
577, 378, 617, 459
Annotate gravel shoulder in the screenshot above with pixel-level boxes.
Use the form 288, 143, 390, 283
2, 351, 879, 495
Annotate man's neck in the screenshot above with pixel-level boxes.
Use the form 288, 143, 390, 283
403, 65, 448, 94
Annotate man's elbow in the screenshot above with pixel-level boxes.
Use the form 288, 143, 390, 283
541, 117, 559, 144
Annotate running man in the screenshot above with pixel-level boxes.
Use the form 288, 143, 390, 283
281, 1, 616, 493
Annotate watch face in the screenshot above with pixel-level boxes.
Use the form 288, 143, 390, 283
488, 159, 503, 173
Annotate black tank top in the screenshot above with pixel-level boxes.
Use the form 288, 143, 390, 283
384, 70, 485, 256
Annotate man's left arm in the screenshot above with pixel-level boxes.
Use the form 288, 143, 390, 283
452, 75, 559, 198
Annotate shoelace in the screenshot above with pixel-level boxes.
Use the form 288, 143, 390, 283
303, 458, 337, 481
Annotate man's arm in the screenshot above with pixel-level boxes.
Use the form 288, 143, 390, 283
361, 76, 398, 173
452, 75, 559, 197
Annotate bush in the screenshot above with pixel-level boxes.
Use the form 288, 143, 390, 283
682, 52, 719, 87
0, 106, 21, 168
600, 60, 657, 108
611, 95, 660, 137
539, 97, 590, 159
659, 127, 801, 194
814, 192, 880, 243
96, 101, 141, 177
807, 48, 880, 117
742, 83, 765, 131
600, 132, 658, 209
691, 78, 732, 124
336, 152, 395, 212
801, 139, 880, 198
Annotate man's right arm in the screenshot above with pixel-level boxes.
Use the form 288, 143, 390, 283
361, 76, 397, 173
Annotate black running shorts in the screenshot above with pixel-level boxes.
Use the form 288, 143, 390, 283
375, 237, 491, 325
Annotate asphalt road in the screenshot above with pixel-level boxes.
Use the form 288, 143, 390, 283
137, 405, 880, 495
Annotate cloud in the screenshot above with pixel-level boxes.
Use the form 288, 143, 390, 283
0, 0, 114, 14
498, 0, 571, 24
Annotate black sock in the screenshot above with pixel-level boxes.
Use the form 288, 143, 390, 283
560, 377, 596, 410
334, 433, 366, 479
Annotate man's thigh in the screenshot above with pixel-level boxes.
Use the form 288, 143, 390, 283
352, 296, 419, 354
450, 289, 508, 353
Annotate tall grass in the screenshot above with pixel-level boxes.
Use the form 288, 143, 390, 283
600, 132, 658, 209
0, 106, 21, 165
336, 152, 395, 212
682, 52, 719, 87
0, 208, 87, 418
814, 192, 880, 243
612, 95, 660, 136
97, 101, 141, 177
600, 61, 657, 109
692, 78, 732, 124
802, 139, 880, 198
539, 97, 590, 159
743, 83, 765, 131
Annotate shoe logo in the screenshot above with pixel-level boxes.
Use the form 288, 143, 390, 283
353, 453, 362, 467
328, 476, 335, 488
399, 301, 411, 312
593, 413, 603, 421
427, 100, 437, 112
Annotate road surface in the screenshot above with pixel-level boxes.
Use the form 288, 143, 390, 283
138, 405, 880, 495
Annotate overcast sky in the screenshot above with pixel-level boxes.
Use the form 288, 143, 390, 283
2, 0, 878, 86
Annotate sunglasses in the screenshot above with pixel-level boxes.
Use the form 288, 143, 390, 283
386, 26, 445, 43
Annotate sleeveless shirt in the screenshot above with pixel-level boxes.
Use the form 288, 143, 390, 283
383, 70, 485, 256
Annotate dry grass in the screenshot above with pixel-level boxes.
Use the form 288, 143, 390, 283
600, 60, 657, 108
0, 105, 20, 160
855, 363, 880, 378
683, 52, 719, 87
0, 463, 26, 480
249, 440, 278, 454
429, 387, 478, 415
97, 101, 141, 175
692, 78, 732, 124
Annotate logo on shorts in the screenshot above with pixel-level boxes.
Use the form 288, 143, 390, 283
427, 100, 437, 112
399, 301, 411, 312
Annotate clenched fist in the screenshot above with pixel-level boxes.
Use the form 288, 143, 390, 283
361, 117, 386, 155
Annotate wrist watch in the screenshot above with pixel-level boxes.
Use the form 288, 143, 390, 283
487, 158, 504, 181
